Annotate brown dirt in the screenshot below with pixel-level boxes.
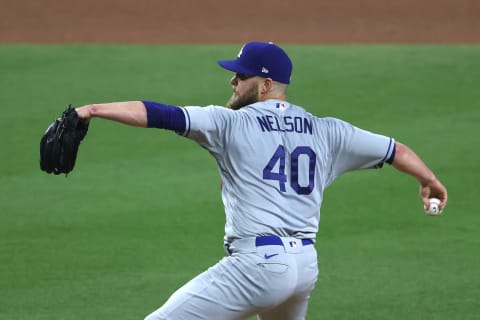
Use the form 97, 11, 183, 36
1, 0, 479, 43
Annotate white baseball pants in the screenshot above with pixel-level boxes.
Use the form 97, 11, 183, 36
144, 236, 318, 320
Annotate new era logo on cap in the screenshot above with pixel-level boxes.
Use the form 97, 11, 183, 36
218, 41, 293, 84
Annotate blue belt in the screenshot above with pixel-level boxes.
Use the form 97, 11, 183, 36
255, 235, 313, 247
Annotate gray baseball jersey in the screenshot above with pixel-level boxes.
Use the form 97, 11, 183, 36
181, 99, 395, 243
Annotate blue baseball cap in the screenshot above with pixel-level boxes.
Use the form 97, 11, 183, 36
218, 42, 293, 84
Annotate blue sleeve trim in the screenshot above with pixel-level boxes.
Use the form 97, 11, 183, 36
386, 141, 396, 165
142, 101, 186, 133
183, 108, 191, 137
380, 138, 396, 165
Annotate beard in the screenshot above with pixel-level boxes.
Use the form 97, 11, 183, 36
227, 85, 259, 110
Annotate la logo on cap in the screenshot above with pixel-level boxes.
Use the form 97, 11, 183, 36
237, 45, 245, 58
262, 67, 269, 74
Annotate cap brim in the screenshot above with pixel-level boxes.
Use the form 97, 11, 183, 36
217, 60, 256, 76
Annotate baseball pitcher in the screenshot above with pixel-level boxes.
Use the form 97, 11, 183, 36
73, 42, 448, 320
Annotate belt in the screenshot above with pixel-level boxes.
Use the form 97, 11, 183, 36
255, 235, 314, 247
225, 235, 314, 256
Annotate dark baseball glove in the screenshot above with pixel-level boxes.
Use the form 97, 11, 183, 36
40, 105, 89, 175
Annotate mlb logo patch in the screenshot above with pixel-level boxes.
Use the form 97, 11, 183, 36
276, 103, 287, 110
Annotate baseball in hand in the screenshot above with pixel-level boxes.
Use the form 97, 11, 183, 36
424, 198, 442, 216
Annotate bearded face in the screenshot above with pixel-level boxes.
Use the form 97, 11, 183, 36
226, 79, 260, 110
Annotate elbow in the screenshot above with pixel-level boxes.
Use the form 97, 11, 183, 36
391, 142, 407, 166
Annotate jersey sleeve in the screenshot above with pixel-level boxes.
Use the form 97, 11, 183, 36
180, 105, 234, 153
326, 118, 395, 178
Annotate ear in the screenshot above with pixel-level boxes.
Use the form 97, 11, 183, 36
259, 78, 274, 95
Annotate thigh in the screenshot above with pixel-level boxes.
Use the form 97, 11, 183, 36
144, 255, 268, 320
257, 294, 311, 320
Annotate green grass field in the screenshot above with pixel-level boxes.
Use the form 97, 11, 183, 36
1, 45, 479, 320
